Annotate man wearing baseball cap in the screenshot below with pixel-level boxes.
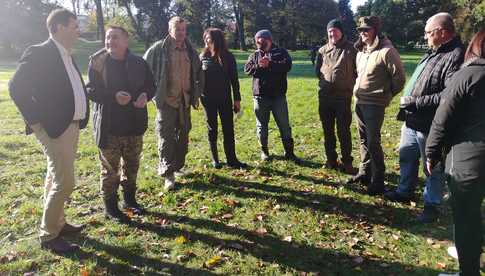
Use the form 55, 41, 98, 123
244, 29, 300, 163
315, 19, 357, 174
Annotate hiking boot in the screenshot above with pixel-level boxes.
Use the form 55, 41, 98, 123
324, 160, 338, 170
164, 174, 176, 191
417, 205, 439, 223
227, 159, 248, 169
122, 188, 145, 215
103, 196, 130, 223
41, 237, 79, 254
260, 145, 270, 161
346, 173, 371, 185
367, 183, 385, 196
384, 190, 413, 204
59, 223, 85, 236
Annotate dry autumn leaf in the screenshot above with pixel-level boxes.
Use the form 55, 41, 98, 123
283, 236, 292, 242
204, 255, 223, 269
254, 227, 268, 237
175, 235, 188, 244
221, 213, 234, 220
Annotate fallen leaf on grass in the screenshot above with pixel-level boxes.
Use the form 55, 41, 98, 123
283, 236, 292, 242
254, 227, 268, 237
273, 204, 281, 210
204, 255, 223, 269
80, 268, 89, 276
175, 236, 188, 244
178, 198, 193, 208
0, 251, 17, 263
221, 213, 234, 220
254, 214, 265, 221
224, 198, 239, 207
156, 218, 171, 228
436, 262, 446, 269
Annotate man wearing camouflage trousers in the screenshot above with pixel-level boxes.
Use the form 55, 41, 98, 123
87, 26, 155, 222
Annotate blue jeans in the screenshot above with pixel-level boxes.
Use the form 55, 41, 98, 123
253, 95, 292, 146
396, 124, 444, 205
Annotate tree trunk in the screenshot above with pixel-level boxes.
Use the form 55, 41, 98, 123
119, 1, 147, 45
94, 0, 105, 41
232, 0, 246, 51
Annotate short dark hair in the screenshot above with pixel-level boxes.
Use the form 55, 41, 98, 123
106, 25, 129, 37
46, 9, 77, 34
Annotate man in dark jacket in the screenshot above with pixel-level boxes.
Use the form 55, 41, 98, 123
86, 26, 155, 222
9, 9, 89, 253
244, 29, 300, 162
385, 13, 464, 223
315, 19, 357, 173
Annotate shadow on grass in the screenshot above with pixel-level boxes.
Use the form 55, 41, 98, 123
182, 173, 451, 241
65, 236, 216, 276
126, 211, 445, 275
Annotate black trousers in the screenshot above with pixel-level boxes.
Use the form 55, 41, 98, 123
201, 99, 237, 162
355, 104, 386, 185
448, 173, 484, 276
318, 97, 353, 164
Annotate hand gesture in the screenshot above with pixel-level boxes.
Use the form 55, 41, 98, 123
258, 56, 270, 68
133, 93, 148, 108
115, 91, 131, 106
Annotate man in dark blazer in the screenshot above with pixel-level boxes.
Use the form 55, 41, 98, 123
9, 9, 89, 254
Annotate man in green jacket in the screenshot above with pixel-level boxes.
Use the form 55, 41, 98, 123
144, 16, 203, 191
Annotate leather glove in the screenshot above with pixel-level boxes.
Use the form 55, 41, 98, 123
400, 96, 417, 112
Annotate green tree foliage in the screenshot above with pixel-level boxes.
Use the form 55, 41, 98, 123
338, 0, 357, 42
0, 0, 57, 56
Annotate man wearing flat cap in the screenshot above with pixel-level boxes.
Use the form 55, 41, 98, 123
347, 16, 406, 195
315, 19, 357, 174
244, 29, 300, 163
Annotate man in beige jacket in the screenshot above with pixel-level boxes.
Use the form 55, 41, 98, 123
347, 16, 406, 195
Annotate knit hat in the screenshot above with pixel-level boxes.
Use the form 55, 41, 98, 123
255, 29, 272, 40
357, 16, 382, 32
327, 19, 344, 34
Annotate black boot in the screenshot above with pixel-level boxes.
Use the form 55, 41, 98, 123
261, 145, 270, 161
122, 187, 145, 215
282, 138, 301, 164
209, 140, 222, 169
224, 139, 247, 169
104, 195, 130, 223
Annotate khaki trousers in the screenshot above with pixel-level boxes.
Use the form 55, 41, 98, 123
32, 122, 79, 242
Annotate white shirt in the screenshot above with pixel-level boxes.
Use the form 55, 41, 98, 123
51, 38, 87, 121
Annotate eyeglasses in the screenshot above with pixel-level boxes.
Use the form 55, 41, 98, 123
424, 27, 442, 36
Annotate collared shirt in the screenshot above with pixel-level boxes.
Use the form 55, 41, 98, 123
166, 37, 191, 109
51, 37, 87, 120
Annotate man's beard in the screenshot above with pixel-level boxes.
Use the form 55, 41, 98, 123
257, 41, 268, 50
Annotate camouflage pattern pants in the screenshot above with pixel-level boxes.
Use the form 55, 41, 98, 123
99, 135, 143, 198
156, 104, 191, 177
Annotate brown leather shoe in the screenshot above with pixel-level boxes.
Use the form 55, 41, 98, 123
59, 223, 85, 236
41, 237, 79, 254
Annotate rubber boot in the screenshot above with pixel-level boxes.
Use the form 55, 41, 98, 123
209, 140, 222, 169
104, 194, 130, 223
122, 186, 145, 215
282, 138, 301, 164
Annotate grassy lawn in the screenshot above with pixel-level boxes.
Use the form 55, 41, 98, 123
0, 40, 462, 275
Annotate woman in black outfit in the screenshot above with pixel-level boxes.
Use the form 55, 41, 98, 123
426, 29, 485, 276
200, 28, 247, 169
